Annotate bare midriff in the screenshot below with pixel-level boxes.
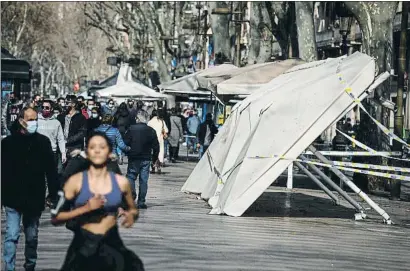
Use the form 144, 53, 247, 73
81, 215, 117, 235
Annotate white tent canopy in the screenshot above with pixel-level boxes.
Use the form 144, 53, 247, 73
181, 52, 388, 217
159, 61, 305, 98
216, 59, 305, 95
96, 63, 167, 101
158, 64, 238, 95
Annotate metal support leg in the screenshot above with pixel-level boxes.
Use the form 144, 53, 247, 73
308, 145, 392, 224
294, 161, 339, 204
300, 155, 364, 213
287, 163, 293, 189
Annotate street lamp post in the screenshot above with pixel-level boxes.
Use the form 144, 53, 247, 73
335, 2, 354, 56
339, 16, 354, 56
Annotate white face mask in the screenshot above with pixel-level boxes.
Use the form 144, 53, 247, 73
108, 103, 114, 108
88, 105, 94, 110
26, 120, 38, 134
92, 113, 98, 119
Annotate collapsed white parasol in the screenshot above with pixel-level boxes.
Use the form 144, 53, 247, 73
216, 59, 305, 95
181, 52, 388, 217
96, 63, 167, 101
158, 64, 238, 95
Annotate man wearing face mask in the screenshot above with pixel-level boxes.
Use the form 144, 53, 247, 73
102, 99, 117, 117
86, 99, 96, 117
86, 107, 101, 137
57, 97, 66, 109
62, 99, 87, 157
2, 107, 58, 271
37, 100, 67, 179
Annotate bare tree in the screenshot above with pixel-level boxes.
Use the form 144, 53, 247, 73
2, 2, 113, 95
344, 2, 399, 191
266, 2, 299, 60
247, 2, 272, 64
295, 2, 318, 62
344, 2, 398, 148
395, 2, 409, 138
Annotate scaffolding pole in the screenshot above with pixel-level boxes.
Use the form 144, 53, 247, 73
294, 161, 339, 204
300, 154, 364, 213
308, 145, 392, 224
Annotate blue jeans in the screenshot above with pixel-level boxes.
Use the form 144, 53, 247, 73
126, 160, 151, 206
164, 139, 169, 158
3, 207, 40, 271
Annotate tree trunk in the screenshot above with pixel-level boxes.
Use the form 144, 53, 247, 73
248, 2, 272, 64
345, 1, 398, 148
45, 66, 53, 95
394, 1, 408, 138
39, 66, 46, 96
295, 2, 317, 62
12, 3, 28, 57
140, 3, 171, 83
345, 1, 399, 192
208, 1, 232, 63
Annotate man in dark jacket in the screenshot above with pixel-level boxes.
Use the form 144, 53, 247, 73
129, 101, 149, 126
62, 99, 87, 156
124, 111, 159, 209
197, 113, 218, 157
2, 107, 58, 271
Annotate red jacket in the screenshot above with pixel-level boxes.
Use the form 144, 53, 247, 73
81, 108, 89, 119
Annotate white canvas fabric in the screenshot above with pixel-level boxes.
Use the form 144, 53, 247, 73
96, 64, 166, 100
97, 81, 166, 100
182, 52, 381, 217
216, 59, 305, 95
158, 64, 238, 95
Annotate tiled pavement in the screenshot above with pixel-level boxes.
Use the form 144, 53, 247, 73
2, 154, 410, 271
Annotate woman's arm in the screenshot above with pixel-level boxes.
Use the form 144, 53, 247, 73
115, 128, 130, 152
52, 202, 91, 225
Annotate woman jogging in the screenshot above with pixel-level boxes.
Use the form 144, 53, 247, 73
51, 132, 144, 271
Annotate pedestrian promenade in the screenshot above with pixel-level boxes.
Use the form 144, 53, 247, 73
2, 159, 410, 271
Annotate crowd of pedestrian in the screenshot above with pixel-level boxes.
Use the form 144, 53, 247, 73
1, 93, 219, 271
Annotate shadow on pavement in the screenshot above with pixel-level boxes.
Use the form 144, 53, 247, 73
244, 191, 354, 219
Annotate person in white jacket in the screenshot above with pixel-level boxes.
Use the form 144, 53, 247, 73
148, 109, 168, 173
37, 100, 66, 181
